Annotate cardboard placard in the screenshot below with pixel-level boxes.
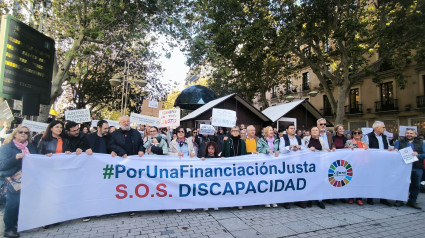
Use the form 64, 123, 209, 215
130, 113, 160, 127
22, 120, 48, 133
212, 108, 236, 128
0, 101, 14, 122
64, 109, 91, 123
159, 109, 180, 127
199, 124, 215, 135
148, 100, 158, 108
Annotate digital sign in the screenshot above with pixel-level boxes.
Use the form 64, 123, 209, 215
0, 15, 55, 105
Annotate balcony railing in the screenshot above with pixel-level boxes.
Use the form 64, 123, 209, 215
375, 99, 398, 112
345, 104, 362, 114
302, 83, 310, 91
320, 108, 333, 117
417, 96, 425, 108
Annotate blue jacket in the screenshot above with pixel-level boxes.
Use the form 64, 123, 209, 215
108, 129, 145, 156
0, 142, 37, 178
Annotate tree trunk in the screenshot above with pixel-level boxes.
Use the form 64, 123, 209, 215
261, 90, 269, 109
334, 79, 351, 125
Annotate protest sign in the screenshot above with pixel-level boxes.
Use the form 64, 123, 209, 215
383, 131, 394, 140
212, 108, 236, 128
22, 120, 48, 133
91, 120, 120, 128
159, 109, 180, 127
148, 100, 158, 108
130, 112, 160, 127
399, 147, 419, 164
65, 109, 91, 123
0, 100, 14, 122
199, 124, 215, 135
20, 149, 411, 231
361, 127, 373, 135
399, 126, 418, 136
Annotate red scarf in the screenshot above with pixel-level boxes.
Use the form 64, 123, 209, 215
13, 139, 30, 154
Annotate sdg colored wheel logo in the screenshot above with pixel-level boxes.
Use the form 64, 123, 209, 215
328, 160, 353, 187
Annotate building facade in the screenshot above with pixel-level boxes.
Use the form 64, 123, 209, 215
257, 64, 425, 137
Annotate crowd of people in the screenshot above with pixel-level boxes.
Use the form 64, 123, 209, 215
0, 116, 424, 237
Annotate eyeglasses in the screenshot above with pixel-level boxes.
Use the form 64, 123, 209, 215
17, 131, 30, 135
177, 130, 185, 133
231, 130, 240, 132
352, 132, 362, 135
319, 123, 326, 126
149, 130, 157, 133
193, 132, 197, 134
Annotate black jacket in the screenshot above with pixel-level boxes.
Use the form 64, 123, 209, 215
84, 132, 111, 153
66, 131, 86, 152
108, 129, 145, 156
38, 137, 71, 155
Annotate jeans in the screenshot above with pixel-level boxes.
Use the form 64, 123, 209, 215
408, 168, 424, 204
3, 188, 20, 232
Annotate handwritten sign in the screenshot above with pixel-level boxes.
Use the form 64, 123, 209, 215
199, 124, 215, 135
399, 147, 419, 164
0, 101, 14, 122
64, 109, 91, 123
159, 109, 180, 127
148, 100, 158, 108
22, 120, 48, 133
212, 108, 236, 128
399, 126, 418, 136
91, 120, 120, 129
130, 113, 160, 127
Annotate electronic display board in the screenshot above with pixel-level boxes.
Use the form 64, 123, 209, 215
0, 15, 55, 105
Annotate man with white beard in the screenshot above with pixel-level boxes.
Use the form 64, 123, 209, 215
108, 116, 145, 158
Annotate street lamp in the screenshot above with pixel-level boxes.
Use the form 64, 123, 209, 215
110, 62, 148, 115
33, 0, 52, 32
308, 91, 318, 97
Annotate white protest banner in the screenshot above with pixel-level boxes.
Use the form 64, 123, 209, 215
148, 100, 158, 108
159, 109, 180, 127
13, 99, 22, 111
399, 147, 419, 164
199, 124, 215, 135
130, 112, 160, 127
399, 126, 418, 136
22, 120, 48, 133
91, 120, 120, 128
19, 149, 410, 231
65, 109, 91, 123
0, 100, 14, 122
383, 131, 394, 140
212, 108, 236, 128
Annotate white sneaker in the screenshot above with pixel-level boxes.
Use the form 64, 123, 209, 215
82, 217, 90, 222
272, 203, 278, 208
129, 212, 136, 216
238, 206, 243, 210
214, 208, 219, 211
176, 209, 182, 213
203, 208, 209, 211
265, 204, 271, 208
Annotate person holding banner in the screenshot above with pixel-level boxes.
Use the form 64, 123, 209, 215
394, 128, 425, 209
223, 126, 247, 157
279, 124, 306, 154
169, 126, 195, 158
244, 125, 259, 154
304, 127, 328, 152
64, 121, 86, 155
38, 120, 71, 156
0, 126, 37, 238
333, 125, 349, 149
143, 126, 169, 155
109, 116, 145, 158
317, 118, 336, 151
256, 126, 279, 208
85, 120, 111, 154
365, 121, 394, 207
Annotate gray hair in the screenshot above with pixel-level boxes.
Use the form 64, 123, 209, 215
405, 128, 417, 134
372, 121, 384, 129
247, 125, 255, 130
317, 118, 326, 124
232, 126, 240, 131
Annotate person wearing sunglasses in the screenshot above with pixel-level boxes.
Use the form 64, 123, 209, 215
222, 126, 247, 157
317, 118, 336, 152
0, 126, 37, 238
345, 128, 368, 206
169, 126, 196, 158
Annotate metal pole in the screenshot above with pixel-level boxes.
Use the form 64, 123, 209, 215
38, 1, 44, 32
120, 61, 126, 115
124, 63, 130, 114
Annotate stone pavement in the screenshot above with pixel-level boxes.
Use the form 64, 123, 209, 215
3, 193, 425, 238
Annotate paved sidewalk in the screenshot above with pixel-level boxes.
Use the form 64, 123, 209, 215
3, 193, 425, 238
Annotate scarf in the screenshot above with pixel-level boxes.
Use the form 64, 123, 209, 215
13, 139, 30, 154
